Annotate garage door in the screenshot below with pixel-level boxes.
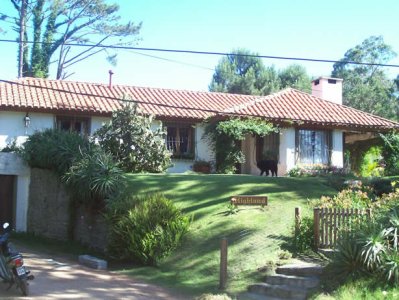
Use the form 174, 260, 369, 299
0, 175, 15, 226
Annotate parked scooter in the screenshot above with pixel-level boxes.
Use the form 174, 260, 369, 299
0, 222, 34, 296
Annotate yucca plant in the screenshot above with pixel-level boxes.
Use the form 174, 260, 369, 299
358, 223, 387, 271
331, 232, 368, 279
380, 250, 399, 285
63, 147, 126, 207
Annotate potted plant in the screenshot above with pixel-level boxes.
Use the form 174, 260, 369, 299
192, 160, 212, 174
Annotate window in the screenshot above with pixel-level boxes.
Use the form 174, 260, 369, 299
56, 116, 90, 136
256, 132, 280, 161
165, 122, 195, 159
296, 129, 331, 165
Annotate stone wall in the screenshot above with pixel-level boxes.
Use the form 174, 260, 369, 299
28, 168, 108, 251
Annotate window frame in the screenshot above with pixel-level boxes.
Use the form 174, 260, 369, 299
164, 122, 195, 159
295, 128, 332, 165
55, 115, 90, 136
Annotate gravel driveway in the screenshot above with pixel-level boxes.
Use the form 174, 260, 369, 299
0, 249, 185, 299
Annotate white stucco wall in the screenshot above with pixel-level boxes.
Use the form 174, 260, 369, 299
331, 130, 344, 168
0, 111, 53, 148
91, 116, 111, 134
0, 153, 30, 231
279, 128, 296, 176
195, 124, 214, 162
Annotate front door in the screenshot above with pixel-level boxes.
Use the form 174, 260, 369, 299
0, 175, 16, 226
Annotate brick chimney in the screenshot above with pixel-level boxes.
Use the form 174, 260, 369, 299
311, 77, 343, 105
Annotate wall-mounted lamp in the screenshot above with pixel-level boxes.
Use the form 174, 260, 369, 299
23, 112, 31, 128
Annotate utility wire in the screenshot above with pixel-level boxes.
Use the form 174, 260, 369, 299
0, 79, 397, 127
0, 78, 246, 117
1, 38, 399, 68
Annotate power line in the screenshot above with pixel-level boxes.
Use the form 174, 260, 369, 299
0, 78, 246, 117
1, 38, 399, 69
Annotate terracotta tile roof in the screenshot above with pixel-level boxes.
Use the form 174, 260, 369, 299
0, 77, 255, 120
0, 77, 398, 131
225, 88, 399, 130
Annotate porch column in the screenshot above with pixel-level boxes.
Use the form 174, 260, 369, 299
279, 128, 296, 176
331, 130, 344, 168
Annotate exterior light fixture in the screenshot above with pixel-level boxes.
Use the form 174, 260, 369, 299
23, 112, 31, 128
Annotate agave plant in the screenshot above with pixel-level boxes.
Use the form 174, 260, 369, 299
331, 232, 367, 279
380, 250, 399, 285
358, 224, 387, 271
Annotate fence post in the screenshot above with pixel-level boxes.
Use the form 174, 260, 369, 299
314, 208, 320, 250
295, 207, 301, 237
219, 237, 228, 290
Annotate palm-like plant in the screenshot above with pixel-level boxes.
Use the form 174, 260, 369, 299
358, 223, 387, 271
381, 250, 399, 285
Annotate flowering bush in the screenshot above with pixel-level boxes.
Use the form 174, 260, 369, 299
288, 164, 349, 177
311, 188, 372, 209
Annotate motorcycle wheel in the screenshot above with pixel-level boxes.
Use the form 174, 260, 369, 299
16, 277, 29, 296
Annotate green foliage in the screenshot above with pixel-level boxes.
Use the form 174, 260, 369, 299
359, 146, 384, 177
330, 232, 367, 279
311, 188, 372, 209
106, 193, 190, 266
380, 132, 399, 175
332, 36, 398, 120
94, 103, 171, 173
278, 64, 311, 93
292, 216, 314, 252
204, 117, 277, 173
63, 148, 126, 207
5, 0, 141, 79
20, 129, 90, 175
209, 48, 276, 95
209, 48, 311, 95
0, 139, 20, 153
366, 178, 394, 197
327, 190, 399, 286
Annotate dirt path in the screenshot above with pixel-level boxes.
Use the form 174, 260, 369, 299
0, 250, 186, 299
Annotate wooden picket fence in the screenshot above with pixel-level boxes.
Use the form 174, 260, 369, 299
313, 207, 372, 249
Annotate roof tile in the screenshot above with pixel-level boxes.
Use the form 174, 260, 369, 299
0, 78, 398, 130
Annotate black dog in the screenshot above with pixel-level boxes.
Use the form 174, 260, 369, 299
257, 160, 278, 177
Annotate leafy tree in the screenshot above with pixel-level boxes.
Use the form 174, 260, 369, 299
380, 132, 399, 175
209, 49, 311, 95
332, 36, 398, 120
278, 64, 311, 93
2, 0, 141, 79
94, 102, 171, 173
209, 48, 280, 95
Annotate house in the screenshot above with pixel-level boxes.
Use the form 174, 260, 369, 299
0, 76, 398, 231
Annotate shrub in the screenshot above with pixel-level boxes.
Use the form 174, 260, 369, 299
380, 132, 399, 176
106, 193, 190, 266
292, 216, 314, 252
20, 129, 90, 175
366, 178, 394, 197
311, 188, 372, 209
94, 103, 171, 173
359, 146, 384, 177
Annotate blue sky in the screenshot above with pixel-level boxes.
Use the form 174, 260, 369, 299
1, 0, 399, 91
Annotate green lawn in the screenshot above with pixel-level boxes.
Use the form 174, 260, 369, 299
117, 173, 338, 297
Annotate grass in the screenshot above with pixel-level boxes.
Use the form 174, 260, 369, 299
11, 174, 399, 298
114, 173, 338, 297
313, 277, 399, 300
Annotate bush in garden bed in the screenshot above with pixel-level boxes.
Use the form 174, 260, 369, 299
105, 193, 190, 266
